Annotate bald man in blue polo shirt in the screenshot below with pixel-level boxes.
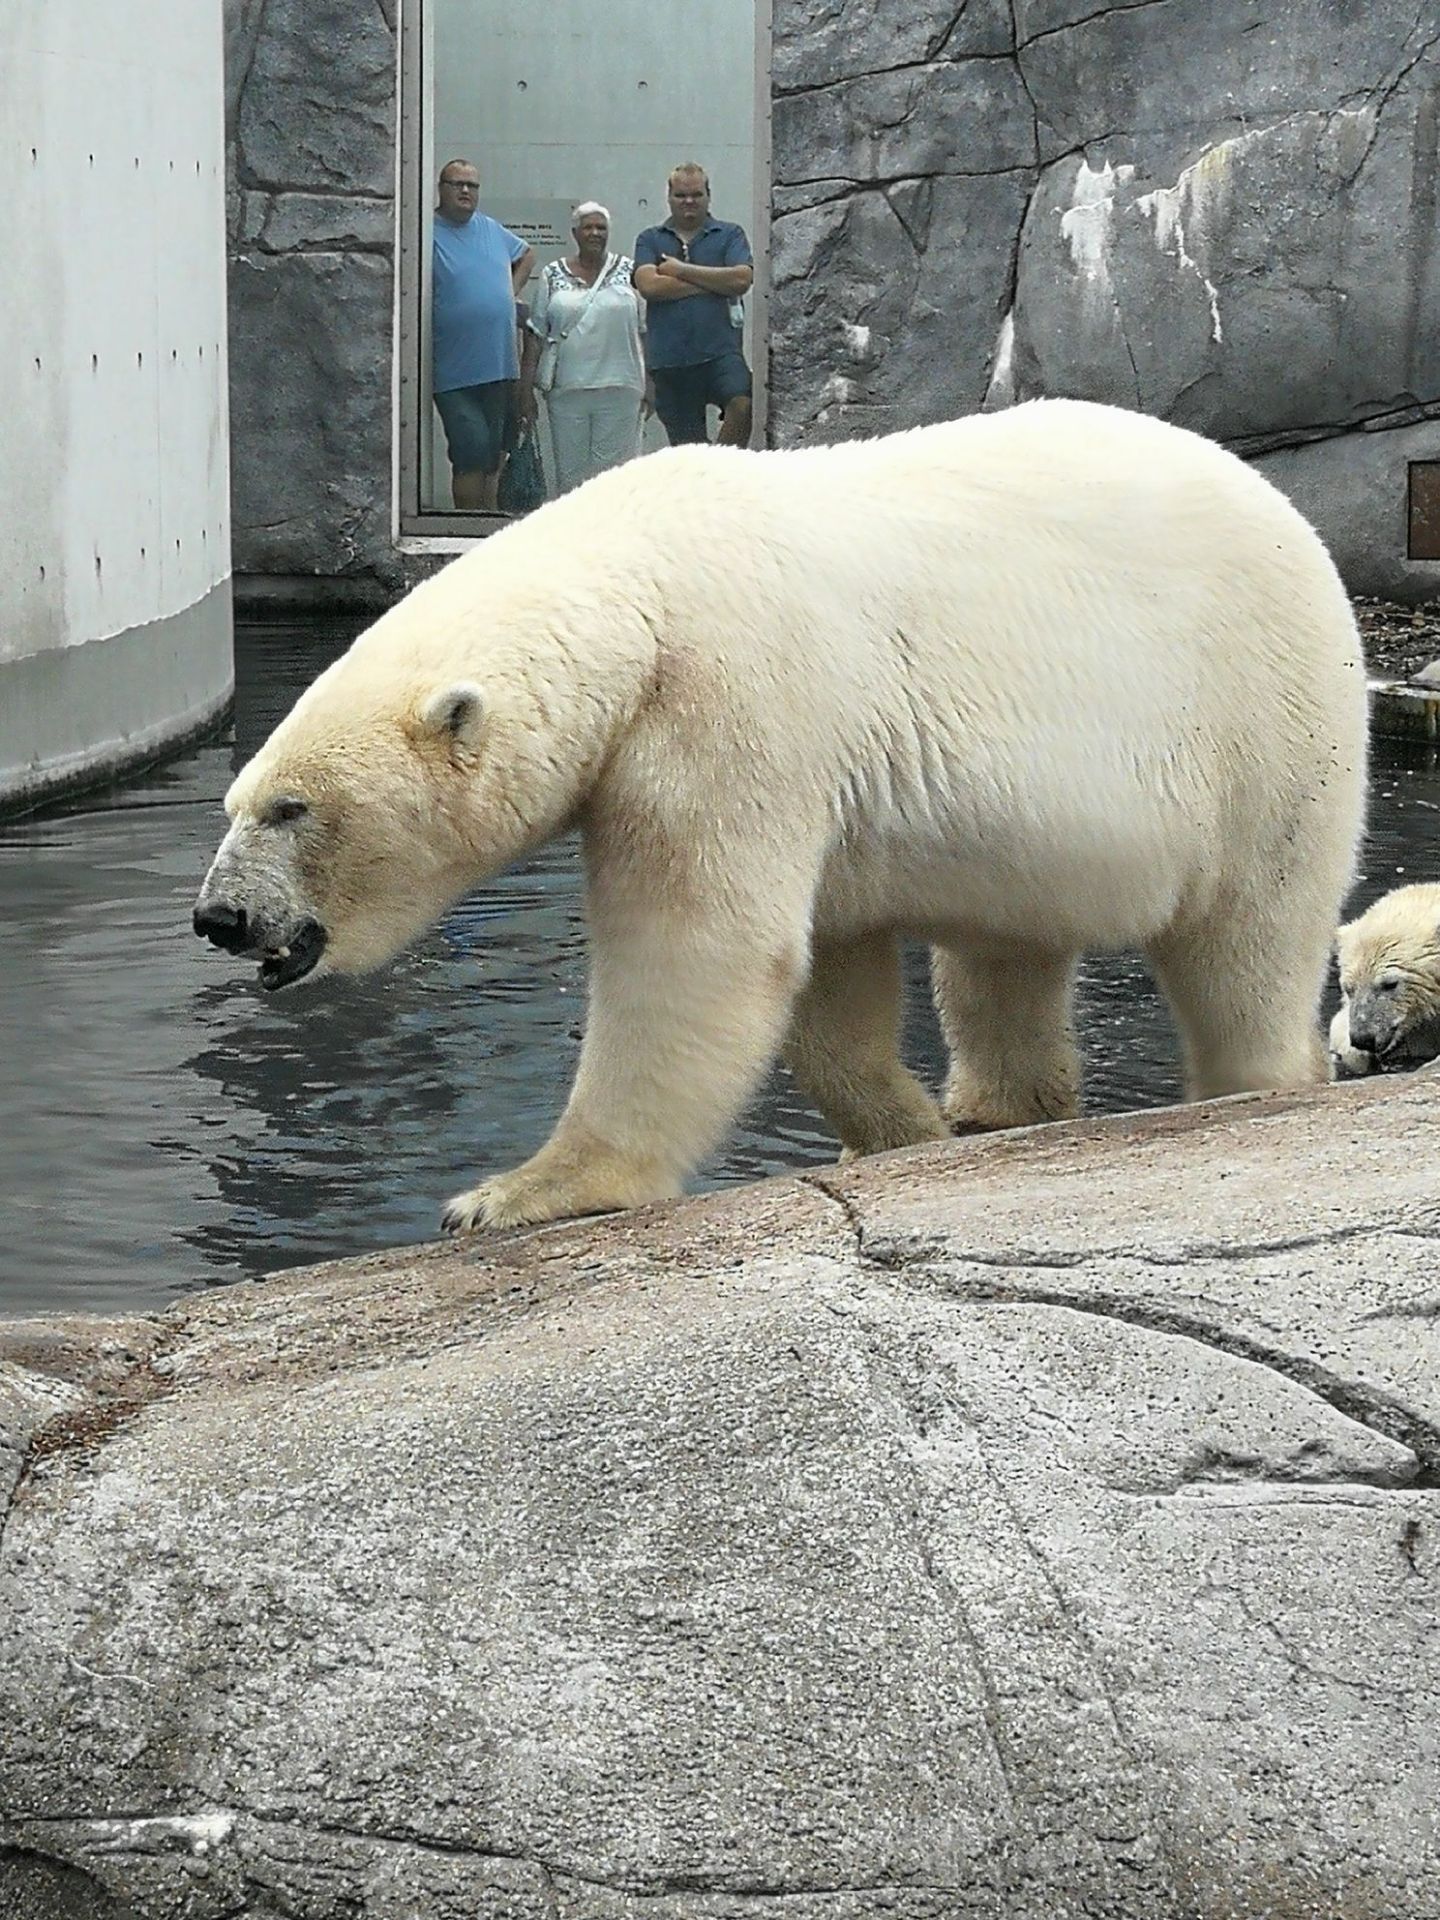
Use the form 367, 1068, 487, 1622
634, 163, 754, 447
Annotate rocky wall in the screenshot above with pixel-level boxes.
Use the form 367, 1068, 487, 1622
225, 0, 1440, 601
225, 0, 399, 584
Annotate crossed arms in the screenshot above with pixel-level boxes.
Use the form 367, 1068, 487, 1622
633, 255, 754, 302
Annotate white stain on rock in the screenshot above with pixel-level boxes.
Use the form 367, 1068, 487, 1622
1137, 177, 1225, 344
1134, 110, 1374, 347
1059, 158, 1136, 298
987, 310, 1016, 409
89, 1810, 236, 1856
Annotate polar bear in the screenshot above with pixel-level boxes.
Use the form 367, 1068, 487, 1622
194, 399, 1368, 1232
1330, 884, 1440, 1077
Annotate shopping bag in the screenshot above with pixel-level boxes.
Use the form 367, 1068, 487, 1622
498, 428, 547, 514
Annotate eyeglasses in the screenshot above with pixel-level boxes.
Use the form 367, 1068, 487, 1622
441, 179, 479, 192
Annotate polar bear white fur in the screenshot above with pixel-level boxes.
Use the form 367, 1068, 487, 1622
194, 398, 1368, 1232
1330, 884, 1440, 1077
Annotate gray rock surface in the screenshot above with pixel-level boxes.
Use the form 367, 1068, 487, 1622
229, 250, 396, 580
2, 1077, 1438, 1917
225, 0, 401, 585
1257, 414, 1440, 608
790, 0, 1436, 437
768, 0, 1440, 599
223, 0, 1440, 601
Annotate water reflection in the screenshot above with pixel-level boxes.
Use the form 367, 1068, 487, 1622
0, 621, 1433, 1316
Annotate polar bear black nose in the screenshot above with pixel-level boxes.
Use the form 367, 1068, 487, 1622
193, 901, 250, 953
1345, 1005, 1381, 1053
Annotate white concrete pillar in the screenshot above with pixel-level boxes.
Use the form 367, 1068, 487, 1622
0, 0, 234, 813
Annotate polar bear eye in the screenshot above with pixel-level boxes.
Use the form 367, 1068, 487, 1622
1376, 973, 1402, 993
264, 796, 309, 828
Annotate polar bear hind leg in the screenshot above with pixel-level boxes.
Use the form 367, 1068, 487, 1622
783, 932, 950, 1157
933, 937, 1082, 1131
1145, 892, 1329, 1099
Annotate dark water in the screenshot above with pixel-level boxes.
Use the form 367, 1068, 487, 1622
1, 621, 1434, 1317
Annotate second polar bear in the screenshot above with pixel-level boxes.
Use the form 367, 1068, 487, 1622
194, 399, 1369, 1231
1330, 884, 1440, 1076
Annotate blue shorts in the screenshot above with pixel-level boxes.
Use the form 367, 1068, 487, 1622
651, 350, 752, 445
434, 379, 518, 476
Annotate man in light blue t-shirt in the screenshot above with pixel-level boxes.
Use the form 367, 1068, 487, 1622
432, 160, 534, 511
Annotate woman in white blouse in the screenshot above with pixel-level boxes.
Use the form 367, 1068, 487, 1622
521, 202, 648, 495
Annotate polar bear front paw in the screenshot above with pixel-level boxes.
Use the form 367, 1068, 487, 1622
440, 1173, 587, 1234
440, 1144, 680, 1234
1327, 1004, 1376, 1081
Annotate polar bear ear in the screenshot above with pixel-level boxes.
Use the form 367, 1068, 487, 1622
419, 682, 485, 750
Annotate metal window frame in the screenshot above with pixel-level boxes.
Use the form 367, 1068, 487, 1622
392, 0, 772, 550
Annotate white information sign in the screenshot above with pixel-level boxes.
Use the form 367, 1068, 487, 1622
488, 198, 575, 264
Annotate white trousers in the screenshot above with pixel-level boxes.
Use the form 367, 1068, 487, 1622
544, 387, 645, 494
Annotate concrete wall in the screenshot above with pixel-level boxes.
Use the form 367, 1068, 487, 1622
1, 0, 234, 814
224, 0, 1440, 605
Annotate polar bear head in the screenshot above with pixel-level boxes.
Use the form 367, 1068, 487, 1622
194, 532, 660, 991
193, 674, 500, 988
1333, 882, 1440, 1071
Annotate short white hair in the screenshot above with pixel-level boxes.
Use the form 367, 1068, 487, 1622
571, 200, 610, 229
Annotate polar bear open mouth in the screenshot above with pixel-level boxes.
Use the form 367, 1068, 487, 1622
258, 919, 328, 991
